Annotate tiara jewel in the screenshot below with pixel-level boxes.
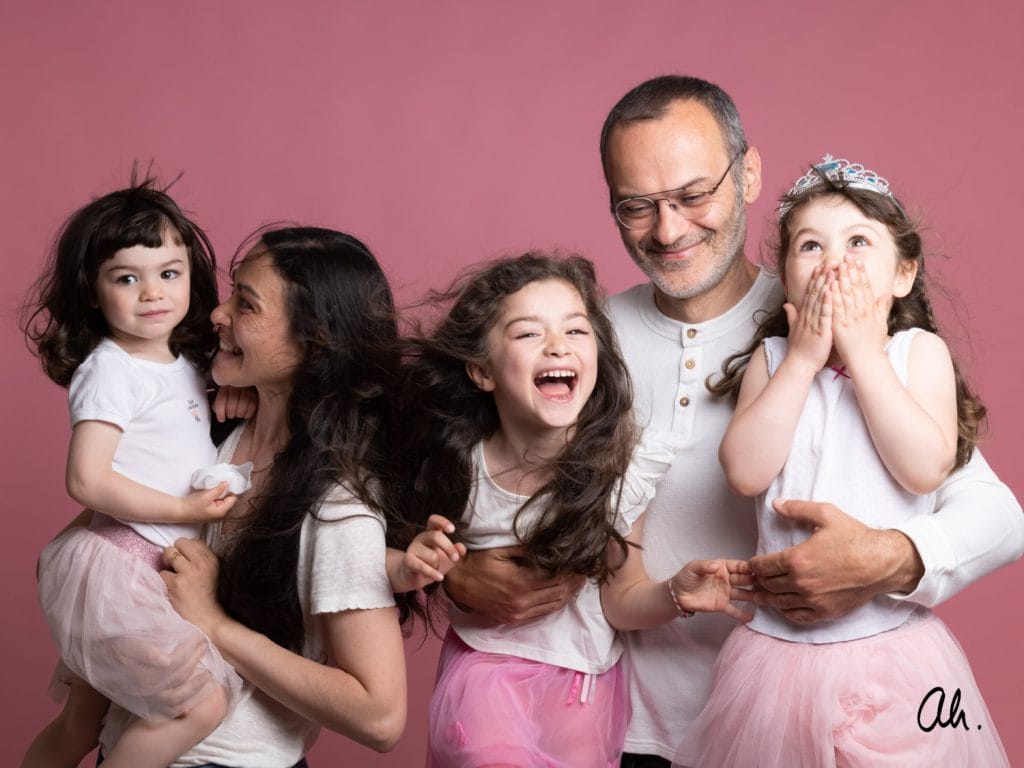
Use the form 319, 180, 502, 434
778, 154, 893, 218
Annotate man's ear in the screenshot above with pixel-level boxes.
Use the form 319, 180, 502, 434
466, 361, 495, 392
894, 259, 918, 298
741, 146, 762, 205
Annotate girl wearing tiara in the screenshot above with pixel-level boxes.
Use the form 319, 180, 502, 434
677, 156, 1009, 767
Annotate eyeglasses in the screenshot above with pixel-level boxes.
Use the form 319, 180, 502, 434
613, 154, 741, 230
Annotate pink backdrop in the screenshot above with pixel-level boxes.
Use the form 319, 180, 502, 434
3, 1, 1021, 763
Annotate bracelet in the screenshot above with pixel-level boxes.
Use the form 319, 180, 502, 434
668, 575, 695, 618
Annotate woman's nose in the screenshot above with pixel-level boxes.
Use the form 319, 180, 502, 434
210, 300, 229, 326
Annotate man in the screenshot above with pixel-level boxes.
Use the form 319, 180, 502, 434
445, 75, 1024, 767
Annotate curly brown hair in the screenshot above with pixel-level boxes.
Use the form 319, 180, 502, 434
396, 252, 639, 584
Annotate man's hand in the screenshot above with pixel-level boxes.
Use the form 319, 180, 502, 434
442, 545, 584, 625
747, 498, 924, 623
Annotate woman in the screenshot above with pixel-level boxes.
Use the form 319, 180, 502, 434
99, 226, 409, 767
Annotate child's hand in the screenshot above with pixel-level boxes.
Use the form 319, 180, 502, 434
212, 386, 258, 423
394, 515, 467, 592
670, 559, 754, 622
181, 482, 237, 522
784, 263, 834, 374
830, 256, 889, 365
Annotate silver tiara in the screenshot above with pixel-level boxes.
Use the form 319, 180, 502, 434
778, 154, 893, 218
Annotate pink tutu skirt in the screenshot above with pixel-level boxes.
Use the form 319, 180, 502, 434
427, 630, 629, 768
675, 610, 1008, 768
37, 514, 241, 721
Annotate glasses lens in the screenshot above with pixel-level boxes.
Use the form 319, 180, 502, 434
616, 199, 655, 228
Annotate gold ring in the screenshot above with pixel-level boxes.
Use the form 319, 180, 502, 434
169, 549, 182, 562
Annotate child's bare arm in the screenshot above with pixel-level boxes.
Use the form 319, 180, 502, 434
831, 259, 957, 492
719, 343, 815, 496
66, 421, 235, 524
846, 330, 957, 493
721, 264, 836, 496
601, 514, 753, 631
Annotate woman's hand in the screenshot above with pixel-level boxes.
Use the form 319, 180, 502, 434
161, 538, 230, 639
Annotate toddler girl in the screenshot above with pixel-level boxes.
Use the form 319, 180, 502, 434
679, 156, 1009, 767
21, 178, 243, 768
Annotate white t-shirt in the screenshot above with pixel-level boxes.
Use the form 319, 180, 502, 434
99, 424, 396, 767
608, 272, 1024, 761
450, 430, 680, 674
68, 338, 217, 546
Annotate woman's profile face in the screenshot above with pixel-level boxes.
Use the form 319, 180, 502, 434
210, 250, 303, 391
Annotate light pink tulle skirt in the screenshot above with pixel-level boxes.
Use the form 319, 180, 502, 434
37, 514, 241, 721
427, 630, 629, 768
674, 611, 1008, 768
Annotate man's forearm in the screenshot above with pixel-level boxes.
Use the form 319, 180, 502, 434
893, 450, 1023, 606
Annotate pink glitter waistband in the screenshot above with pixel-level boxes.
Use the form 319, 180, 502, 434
89, 513, 164, 572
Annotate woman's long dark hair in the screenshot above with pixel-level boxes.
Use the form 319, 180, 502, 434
22, 172, 218, 385
709, 171, 986, 469
396, 253, 638, 587
215, 227, 412, 652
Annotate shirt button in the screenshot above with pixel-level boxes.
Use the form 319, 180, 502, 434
686, 328, 697, 338
679, 396, 690, 407
684, 359, 696, 370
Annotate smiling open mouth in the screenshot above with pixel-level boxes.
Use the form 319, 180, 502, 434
534, 369, 577, 398
219, 340, 242, 356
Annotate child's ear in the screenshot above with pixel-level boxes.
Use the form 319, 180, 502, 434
893, 259, 918, 298
466, 361, 496, 392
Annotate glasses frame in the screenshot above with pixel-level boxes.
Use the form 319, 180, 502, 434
613, 153, 742, 230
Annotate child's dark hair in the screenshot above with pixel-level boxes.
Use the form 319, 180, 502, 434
397, 252, 638, 584
709, 167, 986, 469
22, 172, 219, 385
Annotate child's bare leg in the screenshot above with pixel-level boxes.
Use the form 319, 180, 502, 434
21, 680, 109, 768
97, 685, 227, 768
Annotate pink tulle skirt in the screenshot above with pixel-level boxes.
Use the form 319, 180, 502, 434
675, 611, 1008, 768
427, 630, 629, 768
37, 514, 241, 721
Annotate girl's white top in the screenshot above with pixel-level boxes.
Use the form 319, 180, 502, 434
68, 338, 217, 546
749, 328, 933, 644
450, 430, 681, 674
